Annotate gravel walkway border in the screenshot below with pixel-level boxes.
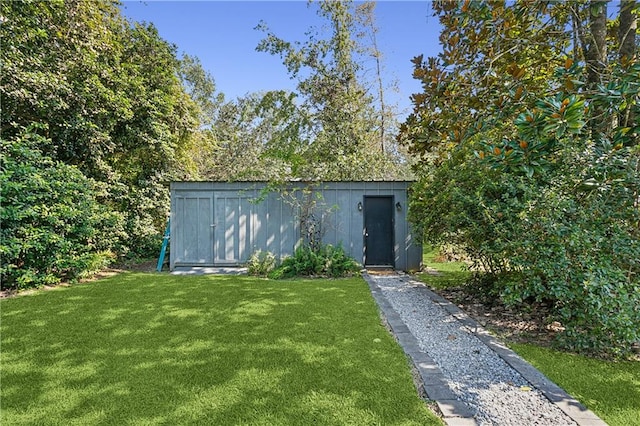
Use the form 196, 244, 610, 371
363, 271, 607, 426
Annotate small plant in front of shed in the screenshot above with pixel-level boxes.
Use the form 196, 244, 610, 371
271, 243, 360, 279
247, 250, 277, 277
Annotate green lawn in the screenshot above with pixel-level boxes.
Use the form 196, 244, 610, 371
510, 343, 640, 426
0, 273, 442, 425
415, 246, 471, 289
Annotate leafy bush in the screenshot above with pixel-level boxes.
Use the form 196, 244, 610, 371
0, 127, 121, 289
247, 250, 277, 277
412, 145, 640, 356
409, 148, 528, 277
271, 244, 360, 279
2, 1, 194, 260
408, 63, 640, 357
108, 177, 170, 258
410, 125, 640, 355
501, 172, 640, 356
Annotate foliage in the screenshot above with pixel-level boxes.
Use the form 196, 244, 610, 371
486, 63, 639, 355
0, 126, 121, 289
271, 244, 361, 279
185, 0, 419, 183
500, 158, 640, 355
0, 274, 441, 425
411, 139, 640, 355
403, 0, 639, 356
1, 0, 200, 259
256, 0, 412, 181
409, 149, 516, 275
416, 246, 471, 291
178, 53, 224, 125
246, 250, 277, 277
191, 93, 299, 181
401, 0, 570, 164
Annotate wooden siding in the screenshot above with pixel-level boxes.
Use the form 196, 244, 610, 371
170, 182, 422, 271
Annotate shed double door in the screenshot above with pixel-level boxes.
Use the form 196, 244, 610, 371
173, 193, 252, 265
213, 195, 252, 264
173, 193, 215, 265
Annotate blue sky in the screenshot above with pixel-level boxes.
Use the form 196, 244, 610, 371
119, 1, 443, 118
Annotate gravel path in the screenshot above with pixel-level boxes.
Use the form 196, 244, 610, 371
367, 273, 580, 426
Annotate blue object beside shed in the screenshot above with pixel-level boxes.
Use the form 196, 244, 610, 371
169, 181, 422, 272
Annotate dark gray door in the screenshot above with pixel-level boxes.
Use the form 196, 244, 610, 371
364, 196, 394, 266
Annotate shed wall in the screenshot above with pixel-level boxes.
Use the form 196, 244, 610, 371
170, 182, 421, 271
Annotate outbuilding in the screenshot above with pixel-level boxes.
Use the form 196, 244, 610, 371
170, 181, 422, 272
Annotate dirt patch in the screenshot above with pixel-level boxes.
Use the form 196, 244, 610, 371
366, 268, 397, 276
0, 284, 72, 299
110, 260, 158, 273
431, 286, 563, 348
0, 260, 158, 299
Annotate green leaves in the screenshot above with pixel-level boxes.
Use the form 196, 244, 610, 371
404, 0, 640, 356
477, 92, 587, 176
401, 1, 575, 165
1, 127, 120, 289
256, 0, 410, 181
1, 0, 202, 259
271, 244, 360, 279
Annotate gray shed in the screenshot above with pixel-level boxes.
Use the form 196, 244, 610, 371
170, 181, 422, 272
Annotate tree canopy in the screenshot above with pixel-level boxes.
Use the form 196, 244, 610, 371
401, 0, 639, 357
255, 0, 412, 181
1, 0, 412, 289
1, 0, 201, 286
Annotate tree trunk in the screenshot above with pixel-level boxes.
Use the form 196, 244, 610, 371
618, 0, 637, 141
618, 0, 637, 63
374, 42, 386, 153
585, 1, 608, 89
585, 1, 609, 139
356, 1, 387, 153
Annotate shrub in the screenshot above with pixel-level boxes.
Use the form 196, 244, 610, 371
410, 141, 640, 356
0, 127, 121, 289
110, 177, 171, 258
502, 180, 640, 356
247, 250, 277, 277
271, 244, 360, 279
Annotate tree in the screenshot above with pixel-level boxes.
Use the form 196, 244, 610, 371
620, 0, 638, 61
584, 1, 608, 89
1, 0, 128, 174
402, 0, 639, 356
200, 93, 290, 181
355, 1, 405, 155
400, 0, 571, 164
256, 0, 411, 181
618, 0, 637, 131
1, 0, 201, 258
179, 53, 224, 126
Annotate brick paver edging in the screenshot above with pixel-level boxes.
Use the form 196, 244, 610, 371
362, 272, 607, 426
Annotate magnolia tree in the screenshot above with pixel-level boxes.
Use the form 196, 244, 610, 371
402, 0, 639, 356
